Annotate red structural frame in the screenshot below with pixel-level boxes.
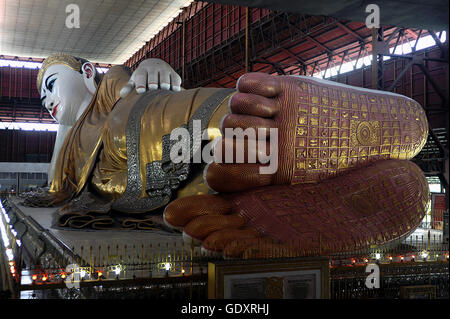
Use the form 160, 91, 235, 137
0, 2, 447, 183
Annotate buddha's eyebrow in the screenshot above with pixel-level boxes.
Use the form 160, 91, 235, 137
41, 73, 57, 107
45, 72, 57, 89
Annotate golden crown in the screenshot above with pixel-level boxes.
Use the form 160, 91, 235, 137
37, 53, 83, 92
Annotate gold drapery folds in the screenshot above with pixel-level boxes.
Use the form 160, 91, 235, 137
49, 66, 231, 207
49, 66, 131, 201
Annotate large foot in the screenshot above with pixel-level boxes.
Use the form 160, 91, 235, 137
204, 72, 429, 193
164, 159, 429, 258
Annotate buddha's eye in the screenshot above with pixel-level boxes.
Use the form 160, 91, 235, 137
47, 78, 56, 92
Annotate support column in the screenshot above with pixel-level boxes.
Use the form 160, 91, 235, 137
371, 28, 378, 89
371, 27, 384, 90
377, 27, 384, 90
181, 8, 187, 85
245, 7, 250, 73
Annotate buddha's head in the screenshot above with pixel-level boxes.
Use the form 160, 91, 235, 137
37, 53, 101, 125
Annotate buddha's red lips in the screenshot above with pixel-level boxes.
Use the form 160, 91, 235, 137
52, 103, 60, 117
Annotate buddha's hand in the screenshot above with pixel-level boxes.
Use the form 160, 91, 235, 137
120, 58, 182, 97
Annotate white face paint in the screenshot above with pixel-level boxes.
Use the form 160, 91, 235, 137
40, 63, 96, 126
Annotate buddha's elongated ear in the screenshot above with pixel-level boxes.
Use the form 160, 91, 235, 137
81, 62, 97, 94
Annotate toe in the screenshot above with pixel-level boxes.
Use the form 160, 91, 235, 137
183, 214, 245, 242
220, 114, 277, 137
222, 237, 272, 258
212, 136, 272, 164
201, 228, 260, 253
229, 92, 279, 118
204, 162, 274, 193
163, 194, 231, 229
237, 73, 281, 97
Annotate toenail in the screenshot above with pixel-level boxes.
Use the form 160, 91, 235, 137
202, 163, 219, 194
162, 213, 183, 232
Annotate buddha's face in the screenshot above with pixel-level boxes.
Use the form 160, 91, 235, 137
40, 63, 97, 126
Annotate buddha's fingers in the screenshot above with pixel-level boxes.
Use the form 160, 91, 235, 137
204, 163, 274, 193
228, 92, 279, 118
158, 70, 171, 90
183, 214, 245, 246
163, 194, 231, 230
170, 72, 182, 92
119, 80, 135, 98
201, 228, 260, 254
133, 72, 149, 93
147, 69, 159, 90
236, 73, 281, 97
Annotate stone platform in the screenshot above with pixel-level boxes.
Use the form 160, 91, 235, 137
4, 196, 195, 279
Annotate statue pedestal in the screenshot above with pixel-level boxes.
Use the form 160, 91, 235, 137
3, 196, 194, 285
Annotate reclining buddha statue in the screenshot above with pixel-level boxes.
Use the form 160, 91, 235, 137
23, 52, 430, 259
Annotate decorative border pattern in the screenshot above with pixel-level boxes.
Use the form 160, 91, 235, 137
113, 88, 234, 213
112, 91, 170, 213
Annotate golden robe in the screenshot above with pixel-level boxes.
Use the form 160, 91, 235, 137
50, 66, 233, 217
